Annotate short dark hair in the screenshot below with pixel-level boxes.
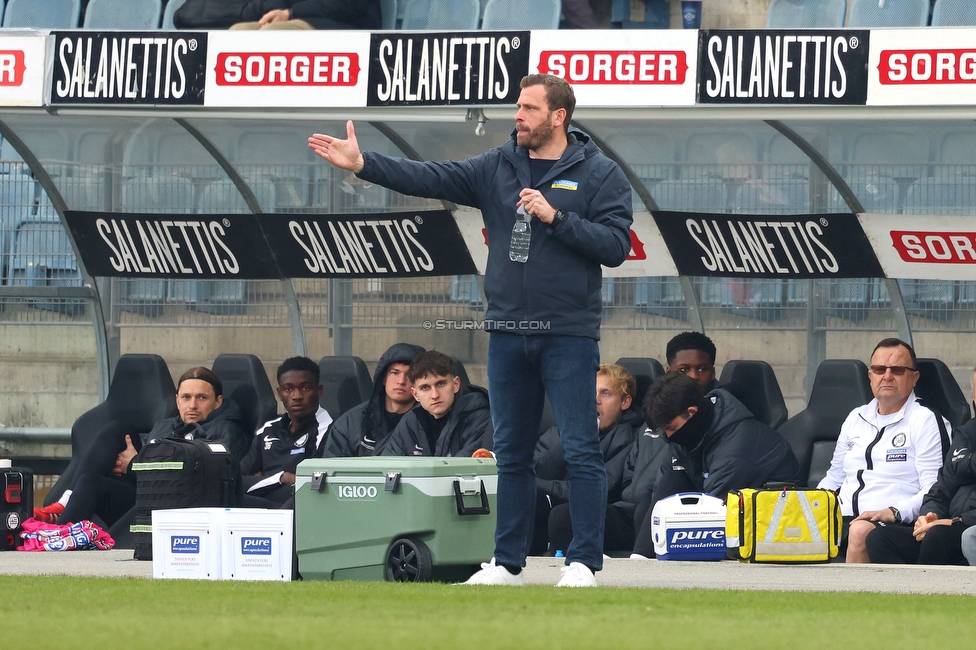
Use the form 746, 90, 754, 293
666, 331, 717, 366
872, 338, 917, 369
406, 351, 455, 383
277, 356, 320, 383
178, 367, 222, 398
643, 372, 707, 430
520, 74, 575, 127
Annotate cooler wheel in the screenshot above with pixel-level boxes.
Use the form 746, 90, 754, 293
385, 537, 432, 582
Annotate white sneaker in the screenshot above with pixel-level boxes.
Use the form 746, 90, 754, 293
629, 553, 649, 560
556, 562, 597, 587
462, 558, 524, 586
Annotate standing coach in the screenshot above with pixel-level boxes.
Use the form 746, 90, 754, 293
309, 74, 633, 587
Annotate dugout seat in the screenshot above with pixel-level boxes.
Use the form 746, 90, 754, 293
615, 357, 666, 413
915, 358, 972, 429
318, 356, 373, 419
718, 360, 789, 429
778, 360, 873, 487
45, 355, 177, 505
213, 353, 277, 440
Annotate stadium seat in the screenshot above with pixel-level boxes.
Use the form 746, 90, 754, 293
318, 356, 373, 418
3, 0, 80, 27
847, 0, 929, 27
718, 360, 789, 429
932, 0, 976, 25
903, 171, 976, 216
401, 0, 480, 29
121, 176, 195, 214
117, 280, 167, 317
733, 178, 810, 214
83, 0, 162, 29
45, 354, 178, 506
610, 0, 670, 28
188, 280, 248, 317
615, 357, 665, 412
8, 218, 84, 315
635, 276, 687, 320
898, 278, 955, 322
161, 0, 186, 28
450, 275, 482, 305
915, 358, 971, 429
452, 357, 471, 387
482, 0, 560, 29
766, 0, 846, 27
778, 360, 873, 487
651, 178, 728, 212
380, 0, 398, 28
213, 353, 277, 439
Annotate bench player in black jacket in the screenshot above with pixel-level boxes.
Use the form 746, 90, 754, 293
241, 356, 332, 507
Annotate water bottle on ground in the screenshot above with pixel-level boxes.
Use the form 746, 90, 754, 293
509, 205, 531, 263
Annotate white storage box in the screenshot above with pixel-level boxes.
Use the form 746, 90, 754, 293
152, 508, 292, 581
152, 508, 222, 580
221, 509, 293, 582
651, 492, 727, 561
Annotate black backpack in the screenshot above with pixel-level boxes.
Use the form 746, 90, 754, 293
130, 436, 243, 560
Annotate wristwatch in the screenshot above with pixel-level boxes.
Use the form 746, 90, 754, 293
888, 506, 902, 523
551, 209, 567, 229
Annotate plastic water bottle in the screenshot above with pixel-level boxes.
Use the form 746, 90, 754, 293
509, 205, 531, 263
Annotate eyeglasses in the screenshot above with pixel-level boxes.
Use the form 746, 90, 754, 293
868, 365, 917, 376
278, 383, 318, 395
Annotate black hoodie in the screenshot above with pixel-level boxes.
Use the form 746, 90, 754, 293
321, 343, 425, 457
662, 388, 799, 498
379, 384, 491, 457
534, 407, 643, 505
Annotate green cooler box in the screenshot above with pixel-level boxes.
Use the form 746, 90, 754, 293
295, 457, 497, 582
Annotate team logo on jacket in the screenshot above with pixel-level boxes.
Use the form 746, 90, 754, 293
295, 433, 309, 447
891, 433, 907, 447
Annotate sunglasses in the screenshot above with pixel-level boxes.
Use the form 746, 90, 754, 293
868, 365, 917, 376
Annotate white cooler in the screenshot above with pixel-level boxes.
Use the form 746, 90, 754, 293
651, 492, 727, 561
152, 508, 292, 581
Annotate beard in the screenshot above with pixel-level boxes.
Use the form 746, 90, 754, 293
517, 114, 555, 151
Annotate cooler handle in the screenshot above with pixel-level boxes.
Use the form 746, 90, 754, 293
453, 479, 490, 516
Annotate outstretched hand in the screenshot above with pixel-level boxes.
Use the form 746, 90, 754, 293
308, 120, 365, 173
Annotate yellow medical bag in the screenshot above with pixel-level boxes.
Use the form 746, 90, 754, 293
726, 487, 840, 563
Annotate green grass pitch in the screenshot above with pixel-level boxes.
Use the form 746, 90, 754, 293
3, 575, 971, 649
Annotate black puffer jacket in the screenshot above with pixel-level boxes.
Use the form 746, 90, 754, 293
140, 400, 250, 462
612, 423, 671, 518
920, 419, 976, 525
241, 0, 381, 29
535, 407, 642, 505
380, 384, 491, 457
322, 343, 425, 457
664, 388, 800, 498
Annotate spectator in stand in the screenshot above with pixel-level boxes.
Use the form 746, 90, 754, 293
379, 351, 491, 457
562, 0, 600, 28
817, 338, 949, 563
231, 0, 381, 30
322, 343, 425, 457
540, 364, 641, 555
